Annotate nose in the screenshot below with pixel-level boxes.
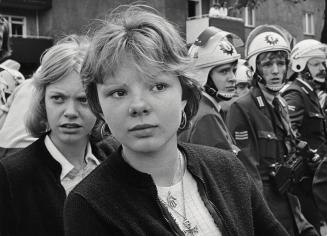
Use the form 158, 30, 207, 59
128, 95, 151, 117
64, 100, 78, 119
271, 63, 279, 74
228, 71, 236, 83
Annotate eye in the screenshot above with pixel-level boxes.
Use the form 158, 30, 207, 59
277, 60, 286, 66
51, 95, 64, 103
261, 61, 273, 68
78, 96, 88, 104
152, 83, 168, 92
110, 89, 127, 98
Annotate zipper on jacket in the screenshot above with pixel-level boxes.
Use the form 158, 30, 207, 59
192, 174, 233, 236
155, 191, 184, 236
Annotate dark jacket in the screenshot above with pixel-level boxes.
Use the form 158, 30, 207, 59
178, 92, 237, 152
0, 135, 118, 236
282, 78, 326, 231
64, 143, 289, 236
227, 86, 318, 236
313, 157, 327, 221
282, 78, 327, 156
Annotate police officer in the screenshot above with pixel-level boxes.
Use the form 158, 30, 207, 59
227, 31, 318, 236
235, 59, 252, 97
178, 26, 239, 152
282, 39, 327, 232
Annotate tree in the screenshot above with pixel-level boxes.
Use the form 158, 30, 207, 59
233, 0, 327, 43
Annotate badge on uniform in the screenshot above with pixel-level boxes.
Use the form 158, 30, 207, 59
235, 131, 248, 140
288, 105, 296, 111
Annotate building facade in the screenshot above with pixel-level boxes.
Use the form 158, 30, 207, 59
0, 0, 324, 75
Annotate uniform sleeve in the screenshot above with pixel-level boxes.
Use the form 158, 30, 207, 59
187, 114, 234, 151
282, 90, 305, 138
313, 158, 327, 221
64, 192, 123, 236
226, 102, 263, 192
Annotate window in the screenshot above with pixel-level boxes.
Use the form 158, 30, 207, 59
244, 7, 255, 27
303, 12, 314, 35
188, 0, 202, 18
2, 15, 26, 37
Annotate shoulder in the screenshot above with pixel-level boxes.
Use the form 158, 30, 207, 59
282, 82, 304, 96
0, 138, 49, 179
70, 150, 120, 196
180, 142, 242, 171
230, 92, 256, 113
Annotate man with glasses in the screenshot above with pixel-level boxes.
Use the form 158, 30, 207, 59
282, 39, 327, 233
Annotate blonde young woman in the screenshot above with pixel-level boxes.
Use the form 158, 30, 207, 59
0, 35, 117, 236
64, 5, 289, 236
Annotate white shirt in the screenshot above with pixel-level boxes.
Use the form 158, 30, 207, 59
157, 161, 221, 235
44, 135, 100, 195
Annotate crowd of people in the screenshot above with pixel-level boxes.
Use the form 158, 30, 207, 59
0, 3, 327, 236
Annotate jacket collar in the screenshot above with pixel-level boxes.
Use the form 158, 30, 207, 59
103, 143, 205, 188
250, 87, 289, 133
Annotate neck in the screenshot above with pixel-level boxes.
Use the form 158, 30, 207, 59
121, 138, 181, 186
49, 134, 88, 169
258, 83, 278, 105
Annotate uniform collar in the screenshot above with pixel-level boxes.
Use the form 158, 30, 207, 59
296, 77, 314, 93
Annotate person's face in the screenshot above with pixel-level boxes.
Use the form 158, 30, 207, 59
209, 62, 237, 94
257, 53, 287, 89
307, 57, 326, 82
45, 72, 96, 147
235, 83, 249, 97
97, 60, 187, 154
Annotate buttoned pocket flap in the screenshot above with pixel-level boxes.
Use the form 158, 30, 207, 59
257, 130, 277, 140
308, 112, 324, 119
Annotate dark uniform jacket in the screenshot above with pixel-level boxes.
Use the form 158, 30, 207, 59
282, 77, 327, 231
227, 86, 318, 236
0, 135, 118, 236
178, 92, 238, 152
282, 78, 327, 156
64, 143, 289, 236
313, 157, 327, 221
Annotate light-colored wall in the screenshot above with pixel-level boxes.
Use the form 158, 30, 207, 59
37, 0, 187, 41
244, 0, 324, 42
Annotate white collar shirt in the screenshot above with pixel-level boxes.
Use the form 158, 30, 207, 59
44, 135, 100, 195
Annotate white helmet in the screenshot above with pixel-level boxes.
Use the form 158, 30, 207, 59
290, 39, 327, 73
235, 60, 253, 85
246, 31, 290, 72
189, 27, 241, 86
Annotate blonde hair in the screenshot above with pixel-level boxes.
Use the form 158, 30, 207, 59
82, 5, 201, 131
26, 35, 90, 137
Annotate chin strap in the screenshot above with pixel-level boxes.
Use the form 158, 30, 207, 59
254, 69, 286, 93
204, 86, 235, 100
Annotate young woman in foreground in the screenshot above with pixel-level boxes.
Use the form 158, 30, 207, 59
64, 5, 289, 236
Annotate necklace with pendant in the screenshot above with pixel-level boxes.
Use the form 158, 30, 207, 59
161, 150, 199, 236
165, 150, 182, 209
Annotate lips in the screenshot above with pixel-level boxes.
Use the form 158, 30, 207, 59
60, 123, 82, 128
128, 124, 158, 132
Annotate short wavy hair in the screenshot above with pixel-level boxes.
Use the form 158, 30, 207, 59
0, 16, 12, 60
82, 4, 201, 132
25, 35, 90, 137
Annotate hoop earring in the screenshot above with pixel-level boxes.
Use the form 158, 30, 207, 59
100, 123, 110, 138
179, 111, 187, 130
